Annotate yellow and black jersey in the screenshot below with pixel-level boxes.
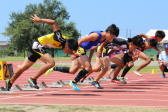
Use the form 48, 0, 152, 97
37, 30, 68, 48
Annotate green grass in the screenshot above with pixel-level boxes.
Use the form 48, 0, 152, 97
0, 57, 161, 74
0, 57, 72, 61
123, 66, 161, 74
0, 105, 168, 112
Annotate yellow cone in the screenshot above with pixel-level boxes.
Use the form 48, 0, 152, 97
151, 69, 155, 74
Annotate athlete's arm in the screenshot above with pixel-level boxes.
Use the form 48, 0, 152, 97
30, 14, 60, 32
153, 47, 162, 54
96, 40, 109, 57
139, 33, 152, 40
78, 33, 99, 47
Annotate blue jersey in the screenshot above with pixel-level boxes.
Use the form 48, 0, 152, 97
81, 31, 106, 51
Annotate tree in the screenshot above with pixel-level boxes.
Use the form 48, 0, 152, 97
2, 0, 81, 57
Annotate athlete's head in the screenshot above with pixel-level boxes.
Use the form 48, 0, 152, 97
127, 35, 143, 51
155, 30, 165, 42
142, 39, 157, 49
62, 39, 78, 55
105, 24, 119, 41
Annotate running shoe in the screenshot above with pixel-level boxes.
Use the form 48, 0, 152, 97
91, 81, 103, 89
45, 67, 54, 76
111, 78, 121, 84
28, 78, 39, 89
69, 81, 81, 91
161, 74, 166, 78
134, 71, 142, 76
118, 77, 127, 84
5, 79, 12, 91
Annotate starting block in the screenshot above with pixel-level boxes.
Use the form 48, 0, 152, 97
99, 77, 111, 81
0, 87, 14, 94
63, 80, 90, 85
11, 85, 43, 91
82, 77, 94, 82
39, 81, 63, 88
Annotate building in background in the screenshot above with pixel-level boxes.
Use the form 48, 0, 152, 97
0, 41, 9, 50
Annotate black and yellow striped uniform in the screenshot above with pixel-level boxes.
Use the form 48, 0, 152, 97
28, 30, 68, 62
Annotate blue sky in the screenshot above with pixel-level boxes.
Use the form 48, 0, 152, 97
0, 0, 168, 41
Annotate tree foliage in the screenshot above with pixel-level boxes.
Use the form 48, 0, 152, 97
2, 0, 81, 52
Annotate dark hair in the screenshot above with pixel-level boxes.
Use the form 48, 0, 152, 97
66, 39, 78, 51
105, 24, 119, 37
148, 39, 157, 47
128, 35, 143, 47
155, 30, 165, 38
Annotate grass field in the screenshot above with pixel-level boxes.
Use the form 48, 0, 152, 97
0, 57, 72, 61
0, 57, 165, 111
0, 104, 168, 112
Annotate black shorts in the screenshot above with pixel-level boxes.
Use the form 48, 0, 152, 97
164, 65, 168, 72
121, 53, 133, 65
28, 41, 48, 62
111, 64, 118, 69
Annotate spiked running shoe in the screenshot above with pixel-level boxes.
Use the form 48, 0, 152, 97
161, 74, 166, 78
111, 78, 121, 84
5, 79, 12, 91
118, 77, 127, 84
91, 81, 103, 89
28, 78, 39, 89
69, 81, 81, 91
134, 71, 142, 76
45, 67, 54, 76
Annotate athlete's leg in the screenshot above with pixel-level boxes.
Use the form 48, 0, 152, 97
69, 55, 92, 91
80, 56, 103, 82
158, 63, 166, 78
6, 57, 35, 91
73, 55, 92, 83
109, 55, 125, 80
31, 53, 55, 79
94, 56, 111, 82
134, 52, 151, 74
121, 61, 134, 78
45, 57, 81, 75
118, 61, 134, 84
10, 58, 35, 83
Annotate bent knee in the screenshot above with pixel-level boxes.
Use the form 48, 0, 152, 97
47, 61, 55, 68
146, 59, 151, 64
85, 67, 92, 73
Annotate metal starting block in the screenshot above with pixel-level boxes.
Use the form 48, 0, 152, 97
11, 85, 43, 91
0, 87, 13, 94
99, 77, 111, 81
0, 87, 14, 94
82, 77, 94, 82
39, 81, 63, 88
63, 80, 90, 85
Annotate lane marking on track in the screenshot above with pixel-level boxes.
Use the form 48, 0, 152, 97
7, 97, 168, 101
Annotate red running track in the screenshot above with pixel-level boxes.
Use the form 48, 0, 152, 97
0, 61, 168, 108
